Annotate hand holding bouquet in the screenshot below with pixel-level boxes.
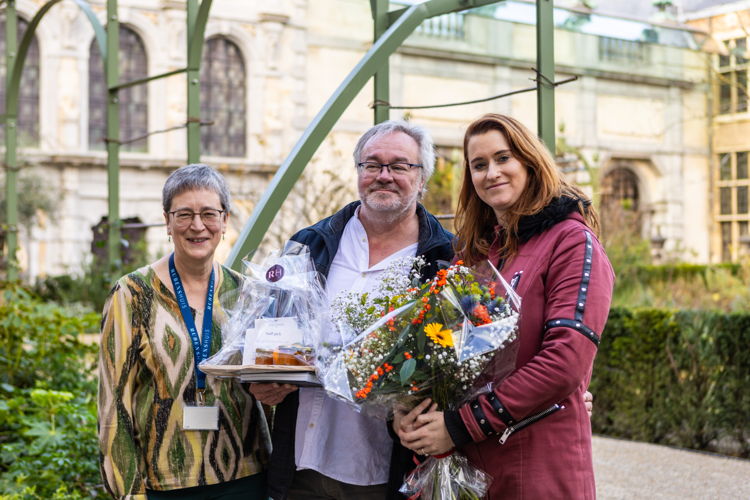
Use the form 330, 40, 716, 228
322, 260, 518, 413
319, 260, 520, 498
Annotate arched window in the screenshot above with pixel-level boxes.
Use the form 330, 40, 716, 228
601, 167, 640, 237
89, 26, 148, 152
200, 36, 246, 157
0, 16, 40, 147
601, 167, 639, 212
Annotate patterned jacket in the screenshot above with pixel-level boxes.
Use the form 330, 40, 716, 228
98, 264, 270, 499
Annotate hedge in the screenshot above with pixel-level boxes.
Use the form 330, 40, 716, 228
590, 307, 750, 458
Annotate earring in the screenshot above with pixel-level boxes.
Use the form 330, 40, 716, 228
168, 235, 171, 242
222, 233, 225, 241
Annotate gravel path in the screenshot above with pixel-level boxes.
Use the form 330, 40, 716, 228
593, 435, 750, 499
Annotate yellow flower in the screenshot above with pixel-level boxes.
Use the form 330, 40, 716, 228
424, 322, 454, 348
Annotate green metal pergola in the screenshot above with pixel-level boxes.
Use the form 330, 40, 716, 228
2, 0, 557, 279
2, 0, 213, 280
226, 0, 557, 270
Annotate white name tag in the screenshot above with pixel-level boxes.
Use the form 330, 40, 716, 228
254, 317, 303, 350
183, 406, 219, 430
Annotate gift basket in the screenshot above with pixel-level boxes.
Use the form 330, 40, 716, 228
200, 243, 330, 386
318, 260, 521, 499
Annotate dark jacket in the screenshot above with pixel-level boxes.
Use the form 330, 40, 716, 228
267, 201, 454, 500
444, 197, 615, 499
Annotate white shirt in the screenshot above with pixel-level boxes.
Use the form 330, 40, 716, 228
295, 211, 418, 485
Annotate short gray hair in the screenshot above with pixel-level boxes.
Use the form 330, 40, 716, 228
353, 120, 436, 184
162, 163, 231, 213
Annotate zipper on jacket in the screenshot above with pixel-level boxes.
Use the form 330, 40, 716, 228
498, 404, 564, 444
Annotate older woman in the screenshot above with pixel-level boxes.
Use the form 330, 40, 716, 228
395, 114, 614, 498
98, 164, 269, 499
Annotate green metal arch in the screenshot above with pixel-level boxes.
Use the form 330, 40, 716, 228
3, 0, 105, 280
187, 0, 213, 71
226, 2, 429, 269
5, 0, 106, 119
225, 0, 554, 270
226, 0, 506, 269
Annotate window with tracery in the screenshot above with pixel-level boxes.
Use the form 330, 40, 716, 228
200, 36, 246, 157
0, 16, 40, 146
89, 26, 148, 152
716, 151, 750, 261
717, 37, 748, 115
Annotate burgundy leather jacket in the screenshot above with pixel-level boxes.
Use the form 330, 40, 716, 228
445, 203, 614, 499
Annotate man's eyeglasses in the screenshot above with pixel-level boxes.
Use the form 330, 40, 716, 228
357, 161, 423, 177
168, 209, 225, 228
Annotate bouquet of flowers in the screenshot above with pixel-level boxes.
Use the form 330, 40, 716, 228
318, 260, 520, 499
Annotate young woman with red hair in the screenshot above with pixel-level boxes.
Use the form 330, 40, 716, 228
395, 114, 614, 499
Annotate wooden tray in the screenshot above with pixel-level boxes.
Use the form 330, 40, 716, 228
200, 363, 315, 377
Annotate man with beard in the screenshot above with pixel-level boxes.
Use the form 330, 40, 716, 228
250, 120, 454, 500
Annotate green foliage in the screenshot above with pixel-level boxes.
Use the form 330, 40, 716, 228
591, 308, 750, 457
0, 387, 103, 499
0, 285, 99, 391
601, 198, 750, 311
32, 262, 114, 314
422, 154, 459, 217
612, 261, 750, 312
33, 235, 151, 313
0, 285, 105, 498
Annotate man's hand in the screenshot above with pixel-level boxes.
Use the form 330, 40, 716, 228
248, 383, 298, 406
584, 390, 593, 418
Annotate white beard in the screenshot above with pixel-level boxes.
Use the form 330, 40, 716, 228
360, 183, 419, 224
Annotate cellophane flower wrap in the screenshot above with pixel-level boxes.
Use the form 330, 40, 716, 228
201, 242, 330, 368
318, 260, 521, 499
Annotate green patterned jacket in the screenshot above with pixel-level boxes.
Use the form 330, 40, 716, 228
98, 264, 269, 499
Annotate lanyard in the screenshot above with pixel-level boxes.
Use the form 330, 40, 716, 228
169, 253, 215, 392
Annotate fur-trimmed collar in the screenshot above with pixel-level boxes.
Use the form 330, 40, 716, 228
516, 196, 589, 243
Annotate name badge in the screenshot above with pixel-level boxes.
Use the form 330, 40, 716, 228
183, 406, 219, 430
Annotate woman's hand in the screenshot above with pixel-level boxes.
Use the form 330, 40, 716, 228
398, 407, 455, 456
584, 390, 593, 418
248, 383, 297, 406
393, 398, 435, 437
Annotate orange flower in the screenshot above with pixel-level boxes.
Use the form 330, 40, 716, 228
473, 304, 491, 325
404, 352, 412, 359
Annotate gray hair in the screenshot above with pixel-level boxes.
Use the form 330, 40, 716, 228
162, 163, 231, 213
353, 120, 436, 185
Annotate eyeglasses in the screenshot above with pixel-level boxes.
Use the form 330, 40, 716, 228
168, 209, 225, 228
357, 161, 423, 177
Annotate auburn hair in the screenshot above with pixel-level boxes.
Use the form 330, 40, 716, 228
454, 113, 599, 265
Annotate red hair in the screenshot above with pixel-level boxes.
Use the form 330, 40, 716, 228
454, 114, 599, 265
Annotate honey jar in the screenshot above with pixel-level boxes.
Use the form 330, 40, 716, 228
254, 348, 274, 365
273, 345, 301, 366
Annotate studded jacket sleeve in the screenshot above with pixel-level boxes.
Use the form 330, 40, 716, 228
447, 224, 614, 445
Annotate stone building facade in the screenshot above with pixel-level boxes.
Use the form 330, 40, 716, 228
685, 1, 750, 261
1, 0, 720, 278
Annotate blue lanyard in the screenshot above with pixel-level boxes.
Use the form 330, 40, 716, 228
168, 253, 215, 391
